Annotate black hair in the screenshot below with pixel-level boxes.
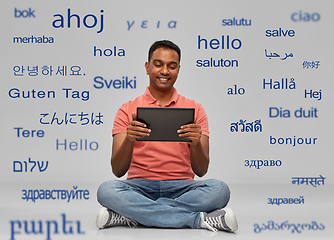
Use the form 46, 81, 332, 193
148, 40, 181, 62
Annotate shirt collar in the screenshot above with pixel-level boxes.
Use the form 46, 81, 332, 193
144, 86, 179, 106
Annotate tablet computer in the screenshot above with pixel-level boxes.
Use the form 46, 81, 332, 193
136, 107, 195, 142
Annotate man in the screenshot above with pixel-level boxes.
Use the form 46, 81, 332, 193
96, 40, 238, 232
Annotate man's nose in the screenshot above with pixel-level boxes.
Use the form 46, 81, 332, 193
160, 65, 169, 75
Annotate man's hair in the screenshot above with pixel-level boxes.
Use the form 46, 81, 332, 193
148, 40, 181, 63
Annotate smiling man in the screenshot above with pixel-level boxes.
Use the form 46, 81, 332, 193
96, 40, 238, 232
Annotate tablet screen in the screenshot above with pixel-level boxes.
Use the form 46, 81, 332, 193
136, 107, 195, 142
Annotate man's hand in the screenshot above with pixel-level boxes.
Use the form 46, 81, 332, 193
126, 112, 151, 142
178, 123, 209, 177
111, 113, 151, 178
177, 123, 202, 145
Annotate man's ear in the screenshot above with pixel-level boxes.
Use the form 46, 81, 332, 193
145, 62, 149, 75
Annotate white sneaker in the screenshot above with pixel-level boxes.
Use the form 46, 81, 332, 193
96, 206, 138, 229
200, 208, 238, 232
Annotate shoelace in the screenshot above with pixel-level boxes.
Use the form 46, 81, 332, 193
200, 212, 218, 232
107, 211, 138, 228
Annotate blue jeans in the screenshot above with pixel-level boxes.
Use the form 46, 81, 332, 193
97, 179, 230, 229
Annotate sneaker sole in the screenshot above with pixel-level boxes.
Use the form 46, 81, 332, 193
223, 208, 238, 232
96, 206, 109, 229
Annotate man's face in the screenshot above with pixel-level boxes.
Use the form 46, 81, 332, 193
145, 47, 180, 93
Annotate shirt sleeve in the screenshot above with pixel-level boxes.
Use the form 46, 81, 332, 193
112, 103, 130, 136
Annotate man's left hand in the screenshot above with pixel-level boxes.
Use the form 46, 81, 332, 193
177, 124, 202, 145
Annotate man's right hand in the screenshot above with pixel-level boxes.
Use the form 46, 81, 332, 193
126, 112, 151, 142
111, 112, 151, 178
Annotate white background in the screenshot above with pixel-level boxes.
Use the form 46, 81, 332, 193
1, 1, 333, 239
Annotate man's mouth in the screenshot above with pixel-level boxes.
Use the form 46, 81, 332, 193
158, 77, 169, 82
